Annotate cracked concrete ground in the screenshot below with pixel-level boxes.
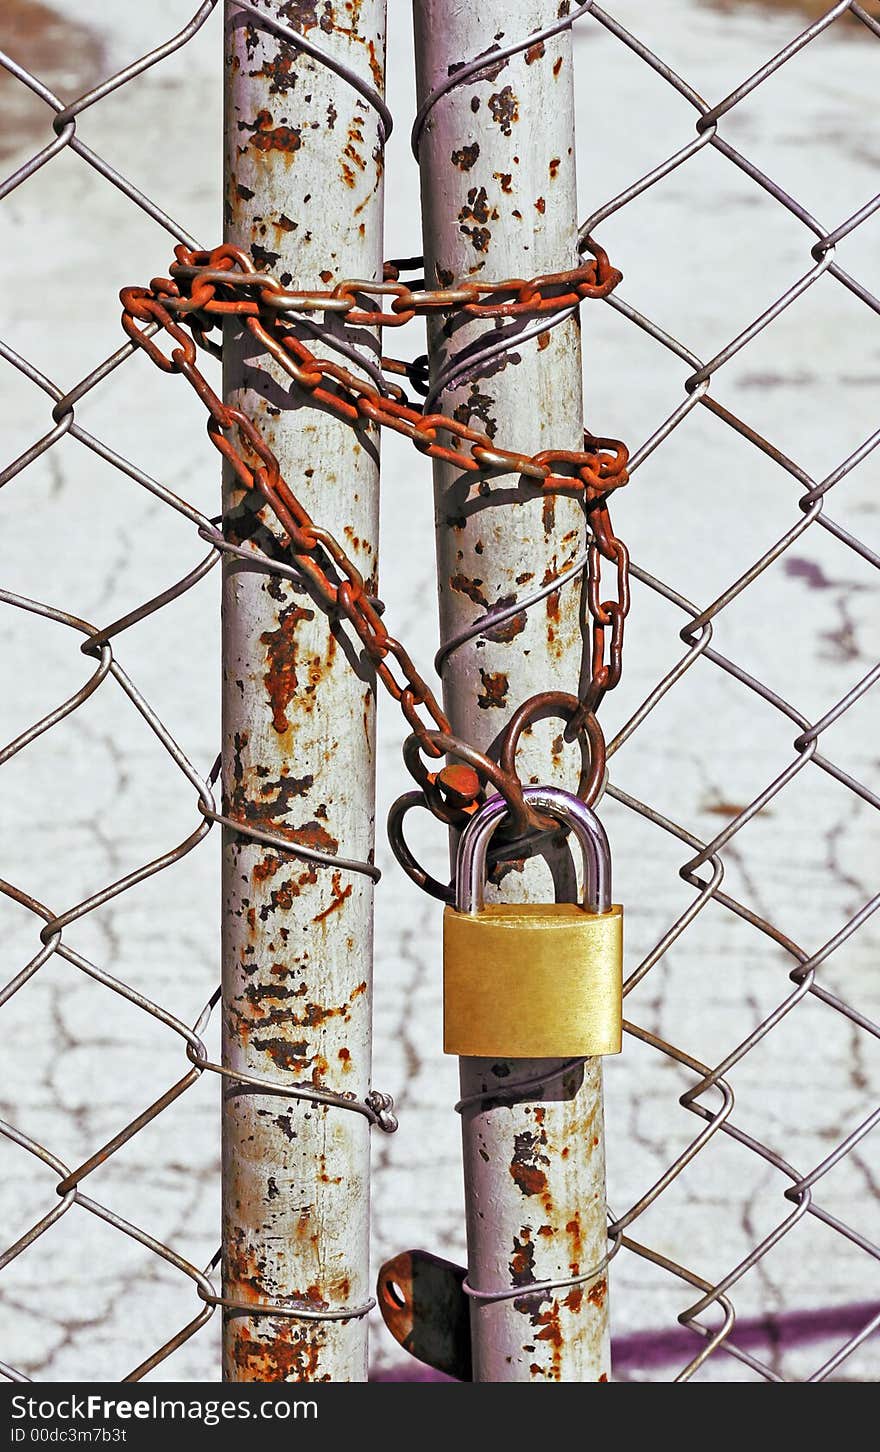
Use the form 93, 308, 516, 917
0, 0, 878, 1382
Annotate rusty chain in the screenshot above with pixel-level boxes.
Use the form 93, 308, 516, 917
120, 239, 628, 868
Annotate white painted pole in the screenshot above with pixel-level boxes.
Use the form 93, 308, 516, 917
413, 0, 611, 1382
222, 0, 386, 1382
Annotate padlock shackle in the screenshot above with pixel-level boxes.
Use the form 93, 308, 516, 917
455, 785, 612, 915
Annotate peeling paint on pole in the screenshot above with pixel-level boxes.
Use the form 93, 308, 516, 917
222, 0, 386, 1382
413, 0, 611, 1381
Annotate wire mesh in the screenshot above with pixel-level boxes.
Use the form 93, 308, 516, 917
0, 0, 878, 1383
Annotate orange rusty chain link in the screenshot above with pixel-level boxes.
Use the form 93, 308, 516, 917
120, 239, 629, 846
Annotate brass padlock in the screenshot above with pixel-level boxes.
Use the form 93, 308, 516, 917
443, 785, 622, 1058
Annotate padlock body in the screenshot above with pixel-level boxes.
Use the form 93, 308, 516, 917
443, 901, 623, 1058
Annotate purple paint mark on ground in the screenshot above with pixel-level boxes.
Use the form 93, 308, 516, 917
371, 1300, 880, 1379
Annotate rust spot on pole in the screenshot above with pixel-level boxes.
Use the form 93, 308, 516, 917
488, 85, 519, 134
241, 108, 304, 157
291, 819, 340, 854
458, 185, 499, 253
230, 1325, 331, 1382
253, 1036, 310, 1070
261, 603, 315, 731
510, 1229, 537, 1288
486, 608, 527, 643
544, 565, 561, 622
488, 855, 526, 889
450, 572, 489, 608
452, 142, 480, 171
509, 1129, 550, 1196
452, 384, 497, 438
366, 40, 383, 90
477, 668, 509, 710
252, 45, 300, 95
259, 866, 319, 915
532, 1300, 564, 1379
278, 1, 320, 31
253, 853, 285, 884
587, 1277, 607, 1308
313, 869, 354, 922
565, 1214, 582, 1255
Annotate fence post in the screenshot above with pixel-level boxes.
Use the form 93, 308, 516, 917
221, 2, 386, 1381
412, 2, 611, 1381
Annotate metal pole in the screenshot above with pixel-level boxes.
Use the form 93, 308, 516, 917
412, 2, 611, 1381
222, 1, 386, 1381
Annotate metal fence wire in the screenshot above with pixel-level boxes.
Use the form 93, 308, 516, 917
1, 0, 879, 1383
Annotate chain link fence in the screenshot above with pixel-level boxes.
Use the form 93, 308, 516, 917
1, 0, 878, 1382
